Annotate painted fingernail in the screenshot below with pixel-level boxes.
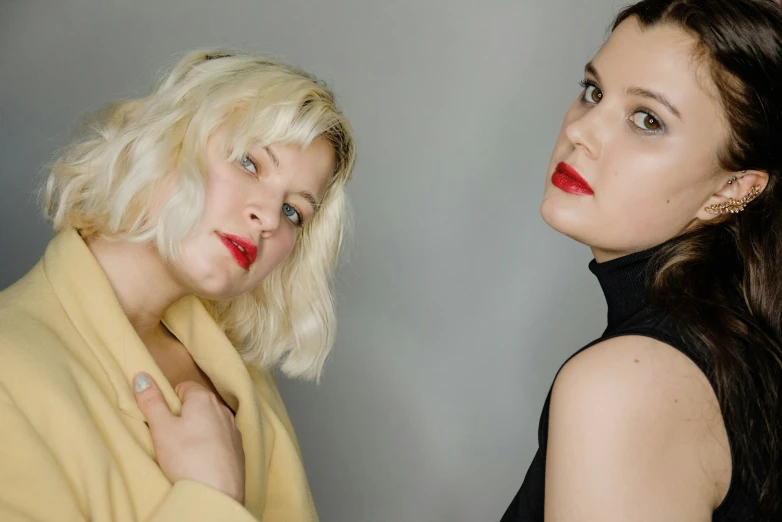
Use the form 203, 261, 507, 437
134, 374, 151, 393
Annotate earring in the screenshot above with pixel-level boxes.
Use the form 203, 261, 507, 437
727, 176, 737, 185
704, 185, 762, 215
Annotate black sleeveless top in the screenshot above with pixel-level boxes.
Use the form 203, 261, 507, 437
500, 245, 762, 521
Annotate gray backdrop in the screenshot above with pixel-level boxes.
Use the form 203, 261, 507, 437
0, 1, 620, 520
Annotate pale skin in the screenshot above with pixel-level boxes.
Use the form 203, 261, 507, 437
87, 127, 335, 504
539, 17, 768, 521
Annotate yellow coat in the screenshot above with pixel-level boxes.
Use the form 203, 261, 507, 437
0, 228, 318, 522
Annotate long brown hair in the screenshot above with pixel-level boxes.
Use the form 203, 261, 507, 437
612, 0, 782, 516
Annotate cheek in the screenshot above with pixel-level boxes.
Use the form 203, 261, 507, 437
594, 171, 705, 245
277, 231, 298, 261
597, 168, 672, 223
600, 143, 707, 212
261, 231, 298, 269
200, 167, 246, 221
244, 234, 298, 290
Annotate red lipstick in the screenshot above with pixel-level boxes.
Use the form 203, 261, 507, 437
551, 162, 594, 196
219, 233, 258, 270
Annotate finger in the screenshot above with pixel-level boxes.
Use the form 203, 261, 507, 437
174, 380, 210, 404
134, 373, 173, 427
220, 404, 237, 422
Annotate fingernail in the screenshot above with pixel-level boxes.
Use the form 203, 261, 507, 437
134, 374, 151, 393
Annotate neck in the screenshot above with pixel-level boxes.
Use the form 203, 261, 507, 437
588, 244, 661, 331
591, 244, 655, 264
84, 235, 186, 343
591, 246, 628, 264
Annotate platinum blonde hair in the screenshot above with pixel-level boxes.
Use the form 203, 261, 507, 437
44, 50, 356, 380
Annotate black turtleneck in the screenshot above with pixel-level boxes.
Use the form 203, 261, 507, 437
588, 246, 656, 332
500, 245, 752, 522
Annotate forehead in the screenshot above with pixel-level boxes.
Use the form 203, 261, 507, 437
273, 136, 335, 170
595, 17, 725, 123
270, 137, 336, 197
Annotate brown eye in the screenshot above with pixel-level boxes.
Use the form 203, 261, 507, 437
579, 80, 603, 105
583, 84, 602, 103
632, 111, 663, 132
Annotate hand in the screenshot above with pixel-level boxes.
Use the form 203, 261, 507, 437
133, 373, 246, 504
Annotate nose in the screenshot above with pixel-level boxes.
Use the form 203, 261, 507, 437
246, 187, 283, 239
564, 104, 603, 160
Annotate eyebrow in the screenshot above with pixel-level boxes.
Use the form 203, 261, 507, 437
584, 61, 683, 120
263, 146, 280, 169
299, 191, 321, 212
263, 145, 322, 212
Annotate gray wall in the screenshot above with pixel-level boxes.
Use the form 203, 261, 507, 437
0, 1, 621, 520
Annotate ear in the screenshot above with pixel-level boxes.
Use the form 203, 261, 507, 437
696, 169, 769, 220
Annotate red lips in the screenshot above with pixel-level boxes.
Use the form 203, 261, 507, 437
551, 162, 594, 196
219, 233, 258, 270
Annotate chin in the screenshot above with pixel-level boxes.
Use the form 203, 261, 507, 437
178, 266, 239, 301
540, 194, 572, 234
194, 269, 265, 301
539, 197, 594, 247
191, 283, 236, 302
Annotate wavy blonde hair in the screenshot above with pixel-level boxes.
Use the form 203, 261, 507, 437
44, 50, 356, 381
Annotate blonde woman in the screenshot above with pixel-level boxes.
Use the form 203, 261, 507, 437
0, 50, 355, 522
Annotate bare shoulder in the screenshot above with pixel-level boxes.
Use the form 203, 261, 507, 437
554, 335, 714, 405
545, 336, 731, 521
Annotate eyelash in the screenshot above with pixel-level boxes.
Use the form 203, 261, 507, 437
578, 79, 599, 104
239, 153, 259, 175
238, 154, 305, 228
578, 79, 666, 136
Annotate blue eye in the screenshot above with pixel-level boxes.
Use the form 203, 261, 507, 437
239, 154, 257, 174
283, 203, 302, 226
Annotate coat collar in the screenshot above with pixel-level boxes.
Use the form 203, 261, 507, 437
43, 228, 271, 516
